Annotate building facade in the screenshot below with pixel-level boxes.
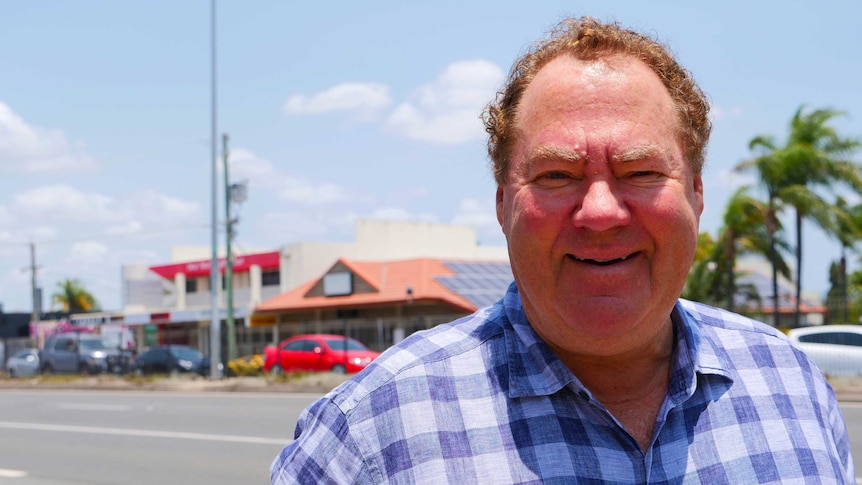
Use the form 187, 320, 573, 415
115, 219, 509, 358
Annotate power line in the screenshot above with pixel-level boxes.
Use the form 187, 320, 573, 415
0, 223, 213, 249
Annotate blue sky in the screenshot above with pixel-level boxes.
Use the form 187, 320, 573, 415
1, 1, 860, 312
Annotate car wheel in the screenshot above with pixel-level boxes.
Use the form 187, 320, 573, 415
134, 367, 144, 377
41, 364, 54, 375
270, 364, 283, 377
331, 364, 346, 374
8, 368, 16, 378
79, 363, 90, 376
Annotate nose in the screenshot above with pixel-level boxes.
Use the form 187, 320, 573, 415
571, 178, 631, 231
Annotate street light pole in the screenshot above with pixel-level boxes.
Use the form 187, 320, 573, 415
223, 133, 237, 362
209, 0, 222, 379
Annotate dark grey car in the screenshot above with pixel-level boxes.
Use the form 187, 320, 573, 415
41, 332, 131, 375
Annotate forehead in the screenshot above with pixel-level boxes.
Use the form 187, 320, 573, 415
513, 55, 680, 159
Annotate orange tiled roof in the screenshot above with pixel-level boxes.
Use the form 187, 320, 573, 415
255, 258, 478, 313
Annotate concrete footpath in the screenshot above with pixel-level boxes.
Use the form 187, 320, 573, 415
0, 373, 351, 394
3, 374, 862, 401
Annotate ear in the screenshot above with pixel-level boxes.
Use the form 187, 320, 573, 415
693, 174, 704, 218
496, 185, 505, 227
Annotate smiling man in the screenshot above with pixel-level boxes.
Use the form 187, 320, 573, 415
271, 17, 853, 484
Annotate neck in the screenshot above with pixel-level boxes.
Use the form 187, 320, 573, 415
557, 317, 675, 451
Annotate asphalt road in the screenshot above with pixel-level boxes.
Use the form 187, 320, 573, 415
0, 390, 318, 484
2, 389, 862, 484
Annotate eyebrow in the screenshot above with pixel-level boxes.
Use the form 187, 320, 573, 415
611, 145, 669, 163
525, 146, 583, 165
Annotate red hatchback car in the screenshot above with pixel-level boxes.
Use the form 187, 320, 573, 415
263, 334, 380, 375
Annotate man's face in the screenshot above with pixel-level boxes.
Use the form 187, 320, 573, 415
497, 55, 703, 358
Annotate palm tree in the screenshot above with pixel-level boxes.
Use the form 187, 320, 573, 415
829, 197, 862, 322
52, 278, 100, 313
736, 106, 862, 327
683, 232, 722, 305
718, 187, 791, 312
685, 188, 791, 312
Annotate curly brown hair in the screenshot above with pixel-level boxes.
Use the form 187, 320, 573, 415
483, 17, 711, 185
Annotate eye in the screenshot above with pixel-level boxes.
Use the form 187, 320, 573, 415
625, 171, 664, 183
534, 171, 575, 188
544, 171, 569, 179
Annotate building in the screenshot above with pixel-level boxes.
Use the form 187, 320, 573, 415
254, 257, 513, 351
731, 257, 827, 327
116, 219, 509, 357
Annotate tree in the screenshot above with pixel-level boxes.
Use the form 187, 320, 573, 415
684, 188, 790, 312
736, 106, 862, 327
683, 232, 722, 305
52, 278, 101, 313
718, 187, 791, 312
827, 197, 862, 322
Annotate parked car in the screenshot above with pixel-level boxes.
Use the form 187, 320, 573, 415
787, 325, 862, 377
263, 334, 380, 375
6, 348, 40, 378
133, 345, 212, 376
41, 332, 131, 375
226, 354, 264, 377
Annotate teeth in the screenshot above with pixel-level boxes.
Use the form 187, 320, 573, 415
576, 254, 628, 263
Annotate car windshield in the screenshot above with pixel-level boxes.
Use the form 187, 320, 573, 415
169, 346, 203, 361
324, 339, 369, 351
79, 338, 108, 350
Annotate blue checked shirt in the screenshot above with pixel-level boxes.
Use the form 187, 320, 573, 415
271, 283, 854, 484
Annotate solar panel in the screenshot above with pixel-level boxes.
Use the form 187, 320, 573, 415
733, 272, 812, 308
436, 261, 514, 308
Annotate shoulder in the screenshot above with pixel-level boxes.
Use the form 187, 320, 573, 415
676, 298, 796, 356
675, 299, 818, 374
675, 300, 838, 399
329, 303, 508, 413
677, 299, 787, 338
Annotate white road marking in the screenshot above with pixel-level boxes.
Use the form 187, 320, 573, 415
0, 468, 27, 478
57, 403, 131, 411
0, 421, 287, 445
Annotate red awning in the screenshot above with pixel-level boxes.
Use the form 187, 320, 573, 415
149, 251, 280, 280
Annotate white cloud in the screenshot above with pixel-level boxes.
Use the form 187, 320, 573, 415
716, 168, 756, 189
69, 241, 109, 263
105, 221, 143, 236
384, 59, 505, 145
280, 183, 347, 205
0, 101, 98, 173
13, 185, 117, 222
711, 104, 744, 121
452, 198, 499, 229
283, 60, 505, 145
10, 185, 200, 239
284, 83, 391, 120
368, 207, 439, 223
127, 190, 200, 223
226, 148, 284, 197
257, 211, 339, 241
228, 148, 368, 207
0, 205, 14, 225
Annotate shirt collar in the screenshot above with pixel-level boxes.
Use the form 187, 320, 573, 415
501, 283, 733, 400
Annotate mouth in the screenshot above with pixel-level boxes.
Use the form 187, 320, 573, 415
569, 252, 638, 266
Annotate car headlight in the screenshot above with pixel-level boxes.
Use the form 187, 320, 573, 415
178, 359, 193, 370
91, 351, 106, 359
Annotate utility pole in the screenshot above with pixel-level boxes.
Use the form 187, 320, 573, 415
223, 133, 237, 362
29, 242, 41, 323
208, 0, 222, 379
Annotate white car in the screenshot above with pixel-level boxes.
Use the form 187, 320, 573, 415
787, 325, 862, 377
6, 348, 40, 378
